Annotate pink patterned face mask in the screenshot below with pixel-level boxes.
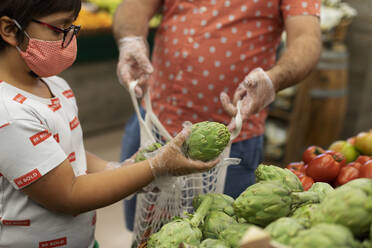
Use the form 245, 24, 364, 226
13, 20, 77, 77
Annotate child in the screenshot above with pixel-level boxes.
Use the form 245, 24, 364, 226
0, 1, 218, 247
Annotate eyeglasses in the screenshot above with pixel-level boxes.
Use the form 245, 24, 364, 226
32, 19, 81, 48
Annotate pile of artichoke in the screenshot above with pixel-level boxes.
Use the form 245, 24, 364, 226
145, 164, 372, 247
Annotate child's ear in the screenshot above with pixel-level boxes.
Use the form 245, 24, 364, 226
0, 16, 19, 47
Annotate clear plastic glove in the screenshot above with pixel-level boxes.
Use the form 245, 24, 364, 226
220, 68, 276, 131
117, 36, 154, 98
148, 124, 219, 178
104, 153, 137, 171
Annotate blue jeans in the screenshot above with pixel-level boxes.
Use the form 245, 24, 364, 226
120, 109, 264, 231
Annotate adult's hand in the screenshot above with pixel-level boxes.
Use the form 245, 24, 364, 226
148, 125, 219, 177
220, 68, 275, 131
117, 36, 154, 98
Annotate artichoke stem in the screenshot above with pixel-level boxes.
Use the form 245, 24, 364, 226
291, 191, 320, 206
190, 196, 213, 227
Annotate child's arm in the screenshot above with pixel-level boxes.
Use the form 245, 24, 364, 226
22, 157, 154, 215
21, 130, 218, 216
85, 151, 137, 173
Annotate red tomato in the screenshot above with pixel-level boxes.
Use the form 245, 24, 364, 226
355, 155, 371, 165
359, 160, 372, 178
347, 162, 362, 170
306, 154, 341, 182
324, 150, 347, 167
287, 162, 306, 174
300, 176, 314, 191
302, 146, 325, 164
336, 166, 360, 186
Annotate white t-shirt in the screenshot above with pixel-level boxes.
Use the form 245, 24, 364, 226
0, 76, 95, 248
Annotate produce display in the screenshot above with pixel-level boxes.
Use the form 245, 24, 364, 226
147, 196, 212, 247
264, 217, 305, 246
286, 130, 372, 190
76, 0, 163, 32
143, 129, 372, 248
183, 121, 230, 162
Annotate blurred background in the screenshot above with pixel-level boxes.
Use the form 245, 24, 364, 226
61, 0, 372, 247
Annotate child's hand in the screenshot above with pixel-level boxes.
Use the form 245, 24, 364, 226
148, 125, 219, 177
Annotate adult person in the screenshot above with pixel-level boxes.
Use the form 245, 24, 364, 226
113, 0, 321, 231
0, 1, 217, 247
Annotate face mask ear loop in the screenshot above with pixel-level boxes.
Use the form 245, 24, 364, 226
12, 19, 31, 52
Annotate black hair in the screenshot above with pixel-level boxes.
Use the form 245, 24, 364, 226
0, 0, 81, 51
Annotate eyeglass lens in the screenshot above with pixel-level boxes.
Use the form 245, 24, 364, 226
63, 28, 75, 48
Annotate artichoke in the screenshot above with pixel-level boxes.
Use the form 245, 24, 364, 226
290, 223, 361, 248
183, 121, 230, 162
193, 193, 234, 216
233, 181, 320, 227
218, 223, 251, 248
147, 196, 212, 248
312, 183, 372, 238
308, 182, 334, 202
135, 142, 162, 162
255, 164, 303, 192
363, 240, 372, 248
202, 210, 237, 239
291, 203, 319, 228
200, 239, 231, 248
264, 217, 305, 245
178, 243, 198, 248
341, 178, 372, 196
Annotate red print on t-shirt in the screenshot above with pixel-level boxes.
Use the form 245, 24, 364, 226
69, 117, 79, 130
14, 168, 41, 188
48, 98, 62, 112
13, 93, 27, 104
30, 130, 51, 146
62, 89, 74, 99
68, 152, 76, 163
39, 237, 67, 248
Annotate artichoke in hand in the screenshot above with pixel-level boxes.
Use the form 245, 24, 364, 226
183, 121, 230, 162
147, 196, 212, 248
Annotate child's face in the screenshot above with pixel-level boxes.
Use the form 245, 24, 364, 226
25, 11, 77, 42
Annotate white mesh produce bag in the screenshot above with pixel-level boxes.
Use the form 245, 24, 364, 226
127, 81, 242, 247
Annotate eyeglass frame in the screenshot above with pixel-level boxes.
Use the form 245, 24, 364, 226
31, 19, 80, 48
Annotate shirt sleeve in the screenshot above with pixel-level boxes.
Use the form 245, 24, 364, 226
0, 118, 67, 190
281, 0, 321, 20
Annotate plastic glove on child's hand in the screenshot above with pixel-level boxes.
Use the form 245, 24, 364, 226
148, 126, 219, 178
